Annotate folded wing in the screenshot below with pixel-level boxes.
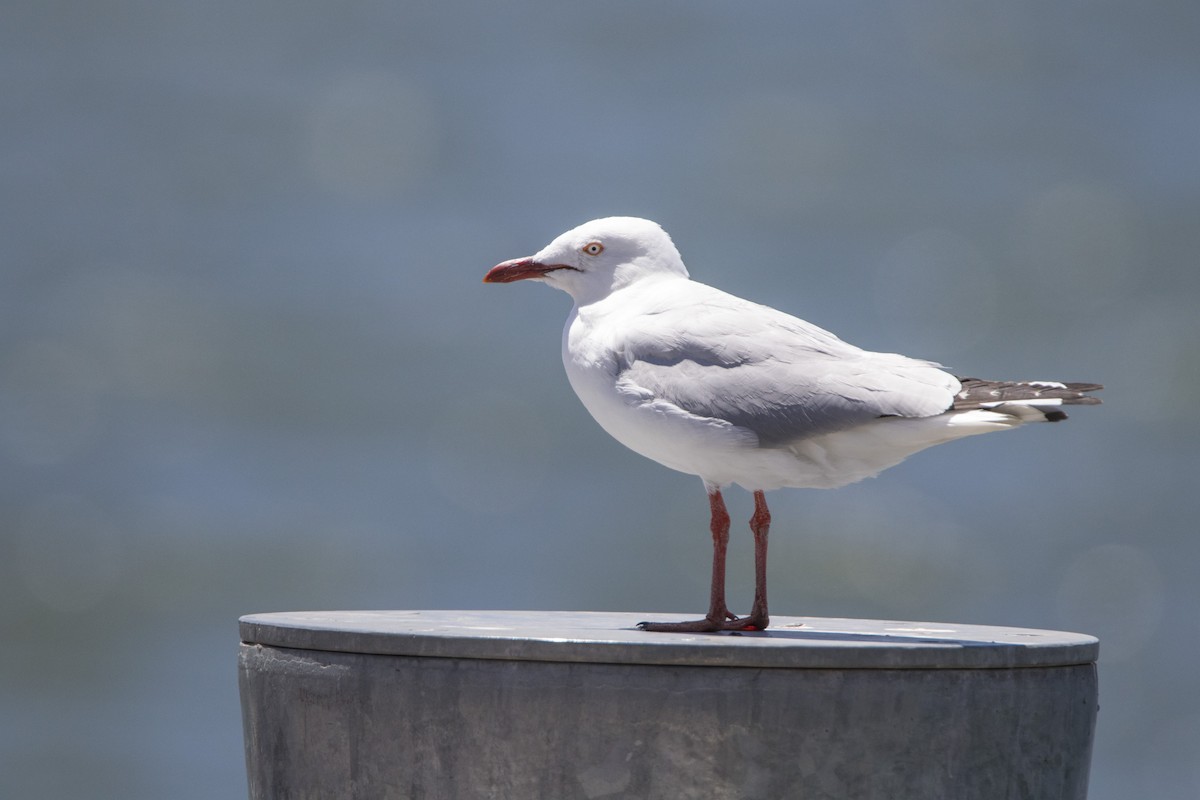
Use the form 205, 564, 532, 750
612, 290, 960, 447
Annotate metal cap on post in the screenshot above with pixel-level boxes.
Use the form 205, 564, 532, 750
238, 610, 1098, 799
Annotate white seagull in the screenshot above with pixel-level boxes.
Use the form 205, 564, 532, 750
484, 217, 1101, 633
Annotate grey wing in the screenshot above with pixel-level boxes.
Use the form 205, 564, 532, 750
614, 305, 959, 447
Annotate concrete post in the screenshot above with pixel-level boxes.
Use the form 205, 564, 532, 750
238, 610, 1098, 800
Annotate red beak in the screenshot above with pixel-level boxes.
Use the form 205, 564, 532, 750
483, 258, 577, 283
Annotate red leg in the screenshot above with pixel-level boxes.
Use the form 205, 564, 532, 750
740, 490, 771, 630
704, 489, 733, 623
638, 488, 735, 632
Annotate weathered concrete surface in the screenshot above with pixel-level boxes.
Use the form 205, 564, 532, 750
238, 611, 1098, 800
238, 610, 1099, 670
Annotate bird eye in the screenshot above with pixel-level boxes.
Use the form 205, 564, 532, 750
582, 242, 604, 256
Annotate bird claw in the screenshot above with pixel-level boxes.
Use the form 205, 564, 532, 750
637, 612, 769, 633
636, 618, 723, 633
726, 612, 769, 632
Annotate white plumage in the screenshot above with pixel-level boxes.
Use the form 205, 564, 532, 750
485, 216, 1101, 632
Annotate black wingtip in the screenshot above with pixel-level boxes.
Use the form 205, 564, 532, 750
953, 378, 1104, 411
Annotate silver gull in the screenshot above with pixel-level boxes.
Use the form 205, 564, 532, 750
484, 216, 1101, 632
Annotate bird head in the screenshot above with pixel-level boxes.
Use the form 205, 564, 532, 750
484, 217, 689, 304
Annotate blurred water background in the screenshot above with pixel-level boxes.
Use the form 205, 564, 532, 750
3, 2, 1199, 798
